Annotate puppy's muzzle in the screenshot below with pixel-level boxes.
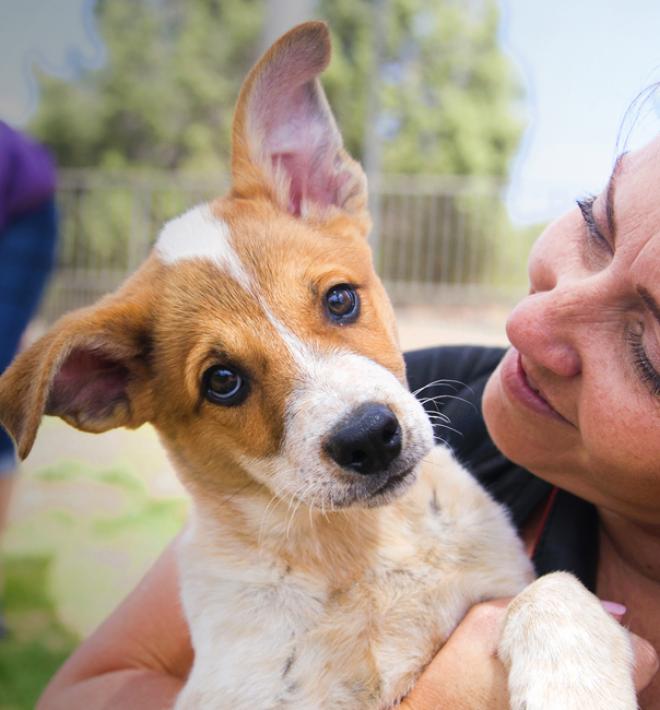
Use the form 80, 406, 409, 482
323, 402, 402, 475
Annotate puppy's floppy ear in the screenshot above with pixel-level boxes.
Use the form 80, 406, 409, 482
231, 21, 370, 232
0, 295, 155, 460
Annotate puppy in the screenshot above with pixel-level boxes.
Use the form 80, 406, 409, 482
0, 22, 635, 710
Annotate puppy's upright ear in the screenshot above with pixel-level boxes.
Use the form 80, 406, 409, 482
231, 21, 370, 232
0, 293, 155, 460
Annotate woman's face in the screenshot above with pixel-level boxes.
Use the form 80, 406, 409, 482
483, 135, 660, 523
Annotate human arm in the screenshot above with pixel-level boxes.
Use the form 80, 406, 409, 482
39, 543, 657, 710
37, 539, 193, 710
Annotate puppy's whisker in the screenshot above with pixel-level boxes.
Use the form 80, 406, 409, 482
431, 422, 463, 437
258, 491, 282, 547
283, 489, 302, 540
286, 497, 303, 541
411, 379, 467, 396
307, 487, 319, 532
431, 393, 476, 409
419, 393, 476, 411
284, 479, 315, 541
423, 412, 451, 424
425, 414, 452, 425
222, 480, 260, 506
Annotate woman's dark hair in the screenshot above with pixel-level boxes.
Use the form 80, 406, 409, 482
617, 81, 660, 154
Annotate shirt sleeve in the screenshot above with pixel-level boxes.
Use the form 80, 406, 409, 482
0, 122, 57, 232
404, 345, 552, 530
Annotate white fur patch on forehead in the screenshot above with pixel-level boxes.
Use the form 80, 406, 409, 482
261, 305, 311, 369
155, 204, 252, 291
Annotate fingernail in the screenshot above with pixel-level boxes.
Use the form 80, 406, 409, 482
601, 600, 627, 617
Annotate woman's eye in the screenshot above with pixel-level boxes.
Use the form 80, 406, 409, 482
325, 284, 360, 324
626, 324, 660, 398
576, 196, 612, 253
202, 365, 249, 406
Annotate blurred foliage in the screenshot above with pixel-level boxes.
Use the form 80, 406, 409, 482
0, 457, 187, 706
30, 0, 531, 319
4, 457, 187, 644
323, 0, 524, 175
31, 0, 524, 177
31, 0, 263, 171
0, 556, 78, 710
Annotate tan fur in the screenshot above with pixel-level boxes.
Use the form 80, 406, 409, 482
0, 21, 636, 710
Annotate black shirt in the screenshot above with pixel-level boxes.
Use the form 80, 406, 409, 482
404, 345, 599, 591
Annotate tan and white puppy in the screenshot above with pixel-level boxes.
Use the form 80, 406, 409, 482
0, 22, 635, 710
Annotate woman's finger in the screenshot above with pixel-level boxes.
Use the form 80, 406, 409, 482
630, 634, 659, 692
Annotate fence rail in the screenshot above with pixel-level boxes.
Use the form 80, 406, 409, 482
40, 170, 534, 322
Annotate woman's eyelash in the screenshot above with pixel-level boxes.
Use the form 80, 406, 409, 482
576, 195, 610, 249
626, 327, 660, 398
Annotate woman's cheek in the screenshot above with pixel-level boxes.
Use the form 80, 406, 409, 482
577, 385, 660, 502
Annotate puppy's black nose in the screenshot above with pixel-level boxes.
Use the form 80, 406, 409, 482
324, 403, 402, 475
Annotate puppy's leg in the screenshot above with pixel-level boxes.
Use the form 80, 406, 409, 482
498, 572, 636, 710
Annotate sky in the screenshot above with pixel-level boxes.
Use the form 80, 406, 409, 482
1, 0, 659, 224
0, 0, 105, 123
500, 0, 660, 222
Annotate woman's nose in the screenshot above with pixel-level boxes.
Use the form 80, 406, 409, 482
506, 288, 582, 378
527, 235, 558, 295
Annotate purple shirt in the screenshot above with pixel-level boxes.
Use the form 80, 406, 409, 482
0, 122, 56, 232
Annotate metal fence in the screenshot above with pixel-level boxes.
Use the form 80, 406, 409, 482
40, 170, 534, 322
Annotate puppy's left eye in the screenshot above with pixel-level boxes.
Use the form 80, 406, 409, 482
325, 284, 360, 323
202, 366, 249, 406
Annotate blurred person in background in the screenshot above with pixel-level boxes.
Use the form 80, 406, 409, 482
0, 122, 58, 636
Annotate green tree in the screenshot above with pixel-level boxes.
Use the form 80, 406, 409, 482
32, 0, 264, 170
31, 0, 524, 177
31, 0, 528, 319
322, 0, 524, 177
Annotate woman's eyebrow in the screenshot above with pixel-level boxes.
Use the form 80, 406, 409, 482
638, 287, 660, 328
605, 153, 626, 241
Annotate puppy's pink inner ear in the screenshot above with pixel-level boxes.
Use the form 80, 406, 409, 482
47, 348, 130, 420
255, 78, 345, 215
272, 151, 347, 216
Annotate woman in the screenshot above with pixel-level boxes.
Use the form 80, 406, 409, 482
37, 135, 660, 708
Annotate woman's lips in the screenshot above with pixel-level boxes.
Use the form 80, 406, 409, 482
500, 348, 572, 425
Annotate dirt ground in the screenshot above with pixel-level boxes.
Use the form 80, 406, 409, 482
395, 304, 508, 350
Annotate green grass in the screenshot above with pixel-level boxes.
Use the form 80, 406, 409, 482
0, 555, 79, 710
1, 459, 188, 706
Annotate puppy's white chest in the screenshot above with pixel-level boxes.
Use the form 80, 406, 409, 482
176, 447, 533, 709
181, 540, 460, 708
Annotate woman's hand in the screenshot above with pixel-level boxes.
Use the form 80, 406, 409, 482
399, 598, 659, 710
399, 599, 510, 710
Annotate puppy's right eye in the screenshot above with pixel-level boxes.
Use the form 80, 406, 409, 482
325, 284, 360, 324
202, 366, 249, 406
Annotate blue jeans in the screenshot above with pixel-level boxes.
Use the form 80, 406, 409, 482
0, 199, 58, 474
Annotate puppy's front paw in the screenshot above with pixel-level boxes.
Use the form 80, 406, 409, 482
498, 572, 636, 710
